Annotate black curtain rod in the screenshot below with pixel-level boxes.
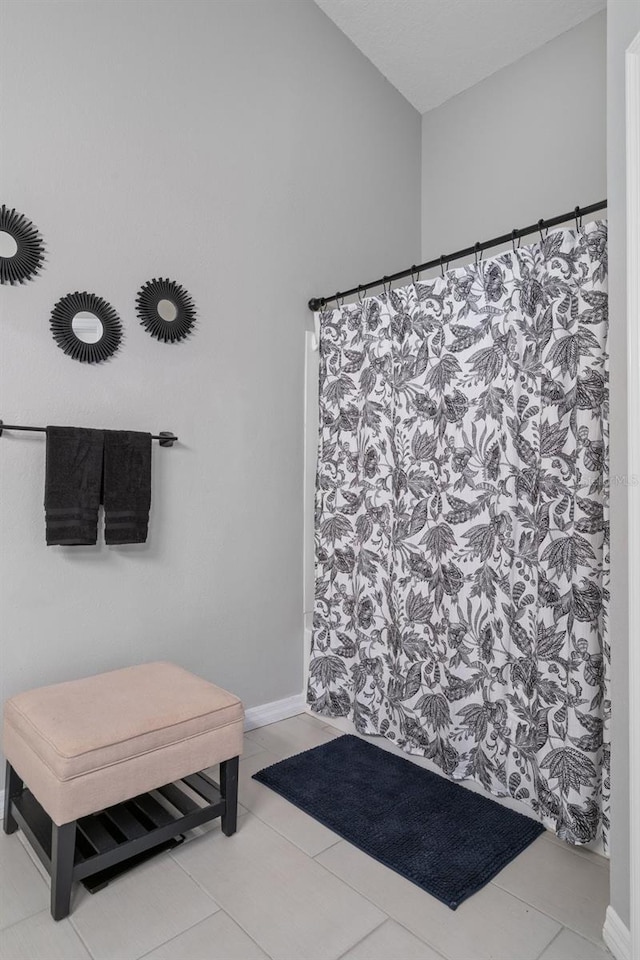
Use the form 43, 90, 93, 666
0, 421, 178, 447
308, 199, 607, 312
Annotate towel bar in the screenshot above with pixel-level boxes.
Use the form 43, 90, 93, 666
0, 421, 178, 446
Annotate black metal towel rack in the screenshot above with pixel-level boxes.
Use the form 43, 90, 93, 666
308, 199, 607, 311
0, 421, 178, 447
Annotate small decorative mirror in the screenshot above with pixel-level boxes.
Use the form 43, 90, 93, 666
71, 311, 104, 344
0, 205, 45, 285
136, 278, 196, 343
50, 292, 122, 363
157, 299, 178, 323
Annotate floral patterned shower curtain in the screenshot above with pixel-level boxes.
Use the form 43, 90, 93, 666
308, 221, 610, 847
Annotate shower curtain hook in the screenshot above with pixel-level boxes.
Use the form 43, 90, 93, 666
574, 205, 582, 230
335, 291, 344, 308
474, 242, 481, 267
357, 284, 365, 305
439, 255, 446, 279
538, 218, 548, 242
411, 264, 421, 286
512, 228, 521, 252
383, 276, 390, 297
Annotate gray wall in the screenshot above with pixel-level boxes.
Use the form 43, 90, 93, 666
421, 12, 606, 260
607, 0, 640, 931
0, 1, 420, 717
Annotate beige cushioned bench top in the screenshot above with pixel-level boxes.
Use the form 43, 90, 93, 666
3, 662, 244, 824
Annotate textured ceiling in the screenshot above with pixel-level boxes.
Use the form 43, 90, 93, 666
314, 0, 606, 113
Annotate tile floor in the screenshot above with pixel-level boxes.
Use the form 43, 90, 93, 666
0, 712, 612, 960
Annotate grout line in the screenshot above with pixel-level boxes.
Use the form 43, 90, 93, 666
171, 814, 389, 960
489, 879, 607, 948
541, 831, 609, 867
67, 850, 216, 958
311, 835, 343, 856
313, 844, 453, 960
215, 908, 276, 960
167, 818, 296, 960
233, 778, 344, 859
334, 916, 451, 960
167, 849, 226, 909
0, 909, 50, 937
67, 914, 96, 960
1, 909, 98, 960
533, 926, 565, 960
135, 908, 272, 960
333, 915, 389, 960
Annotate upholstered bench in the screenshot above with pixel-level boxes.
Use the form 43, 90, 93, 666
2, 662, 244, 920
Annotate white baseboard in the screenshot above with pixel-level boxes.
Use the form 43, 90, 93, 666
603, 905, 631, 960
244, 692, 306, 732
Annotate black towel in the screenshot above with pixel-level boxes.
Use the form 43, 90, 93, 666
45, 426, 104, 545
103, 430, 152, 544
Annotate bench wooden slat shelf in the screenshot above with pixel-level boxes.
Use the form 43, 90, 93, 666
130, 792, 177, 829
7, 768, 231, 889
103, 803, 151, 841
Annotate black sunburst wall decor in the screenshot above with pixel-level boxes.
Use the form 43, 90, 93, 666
0, 205, 45, 285
50, 291, 123, 363
136, 278, 196, 343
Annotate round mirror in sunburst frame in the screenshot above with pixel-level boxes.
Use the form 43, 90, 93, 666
136, 278, 196, 343
0, 205, 45, 285
50, 291, 122, 363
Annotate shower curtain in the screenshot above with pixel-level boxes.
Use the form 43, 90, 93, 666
308, 220, 610, 847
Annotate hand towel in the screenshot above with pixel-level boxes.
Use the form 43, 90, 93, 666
45, 426, 104, 545
103, 430, 152, 544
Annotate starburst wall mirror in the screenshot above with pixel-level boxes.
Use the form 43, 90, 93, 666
50, 291, 123, 363
0, 205, 45, 285
136, 278, 196, 343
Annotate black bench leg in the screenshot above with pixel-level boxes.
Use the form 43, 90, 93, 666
51, 820, 76, 921
220, 755, 239, 837
3, 762, 22, 834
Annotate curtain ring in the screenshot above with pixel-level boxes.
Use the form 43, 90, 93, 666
511, 228, 521, 252
357, 284, 365, 305
474, 242, 482, 267
335, 291, 344, 308
383, 276, 390, 297
574, 205, 582, 230
439, 255, 446, 279
538, 218, 548, 242
411, 264, 420, 286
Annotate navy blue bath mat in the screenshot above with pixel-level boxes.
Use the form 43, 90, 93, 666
253, 734, 544, 909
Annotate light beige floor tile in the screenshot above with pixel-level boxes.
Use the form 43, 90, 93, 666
246, 715, 342, 758
238, 750, 341, 856
339, 920, 445, 960
299, 711, 333, 730
317, 840, 560, 960
0, 910, 91, 960
141, 911, 269, 960
69, 852, 219, 960
538, 927, 613, 960
240, 736, 270, 759
0, 832, 49, 930
492, 834, 610, 943
541, 829, 609, 867
173, 814, 386, 960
